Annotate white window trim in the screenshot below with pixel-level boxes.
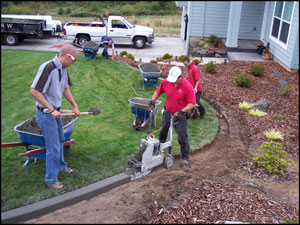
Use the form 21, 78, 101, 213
269, 1, 295, 50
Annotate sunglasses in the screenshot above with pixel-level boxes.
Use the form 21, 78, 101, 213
67, 54, 76, 62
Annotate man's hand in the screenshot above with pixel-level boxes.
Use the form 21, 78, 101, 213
148, 100, 155, 110
51, 110, 61, 119
72, 106, 80, 117
173, 110, 185, 120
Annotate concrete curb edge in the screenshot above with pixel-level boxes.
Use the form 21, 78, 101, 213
1, 172, 131, 224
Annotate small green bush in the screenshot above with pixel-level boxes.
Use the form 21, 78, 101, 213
57, 7, 64, 15
197, 40, 206, 47
179, 55, 188, 61
250, 64, 264, 77
279, 85, 292, 96
120, 51, 128, 56
162, 53, 173, 60
150, 59, 157, 64
273, 114, 285, 120
234, 73, 252, 88
204, 61, 217, 73
126, 53, 134, 60
208, 35, 220, 47
253, 141, 295, 175
193, 59, 201, 65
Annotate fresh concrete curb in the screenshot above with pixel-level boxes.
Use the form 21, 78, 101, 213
1, 172, 131, 224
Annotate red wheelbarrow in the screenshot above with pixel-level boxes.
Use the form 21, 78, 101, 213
1, 116, 78, 166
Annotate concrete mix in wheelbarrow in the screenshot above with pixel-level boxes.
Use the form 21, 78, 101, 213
139, 63, 161, 73
16, 116, 76, 135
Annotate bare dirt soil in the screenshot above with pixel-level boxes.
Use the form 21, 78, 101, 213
24, 58, 299, 224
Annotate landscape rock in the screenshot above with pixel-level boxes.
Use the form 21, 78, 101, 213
252, 98, 267, 112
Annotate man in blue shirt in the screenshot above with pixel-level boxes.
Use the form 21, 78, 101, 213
101, 36, 115, 60
30, 44, 80, 189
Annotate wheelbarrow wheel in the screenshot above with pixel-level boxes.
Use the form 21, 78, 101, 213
164, 155, 174, 169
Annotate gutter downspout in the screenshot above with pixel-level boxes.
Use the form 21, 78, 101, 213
202, 1, 206, 39
185, 1, 192, 56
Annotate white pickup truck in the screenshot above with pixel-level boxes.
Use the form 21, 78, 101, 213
63, 15, 154, 49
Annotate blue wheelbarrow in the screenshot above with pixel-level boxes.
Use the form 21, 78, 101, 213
138, 63, 162, 90
2, 116, 78, 166
82, 41, 100, 60
129, 97, 162, 130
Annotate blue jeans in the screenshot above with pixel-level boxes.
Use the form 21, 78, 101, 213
36, 110, 67, 183
102, 45, 109, 59
159, 110, 190, 160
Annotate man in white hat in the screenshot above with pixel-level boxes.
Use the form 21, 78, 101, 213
149, 66, 195, 166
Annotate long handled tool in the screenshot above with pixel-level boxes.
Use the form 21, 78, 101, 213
60, 107, 100, 116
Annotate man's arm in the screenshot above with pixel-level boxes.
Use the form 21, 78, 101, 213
30, 88, 61, 118
63, 88, 80, 116
194, 80, 200, 93
181, 103, 195, 113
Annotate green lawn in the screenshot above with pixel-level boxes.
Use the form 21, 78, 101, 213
1, 49, 218, 211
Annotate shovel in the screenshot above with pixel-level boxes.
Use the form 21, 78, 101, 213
60, 107, 101, 116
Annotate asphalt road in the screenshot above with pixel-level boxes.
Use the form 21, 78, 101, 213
1, 36, 186, 63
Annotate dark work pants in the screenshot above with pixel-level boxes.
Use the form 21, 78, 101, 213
159, 110, 190, 160
192, 92, 206, 116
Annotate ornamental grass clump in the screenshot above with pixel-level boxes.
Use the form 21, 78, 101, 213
264, 129, 284, 140
249, 108, 267, 117
126, 53, 135, 60
162, 53, 173, 60
253, 141, 295, 175
279, 85, 292, 96
238, 101, 253, 111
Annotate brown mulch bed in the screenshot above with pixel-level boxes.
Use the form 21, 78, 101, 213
150, 180, 299, 224
115, 56, 299, 223
116, 55, 299, 158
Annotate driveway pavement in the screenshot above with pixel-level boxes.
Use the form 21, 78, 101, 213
1, 37, 186, 63
1, 36, 268, 63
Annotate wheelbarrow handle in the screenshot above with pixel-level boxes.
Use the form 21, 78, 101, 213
1, 142, 29, 148
18, 139, 75, 157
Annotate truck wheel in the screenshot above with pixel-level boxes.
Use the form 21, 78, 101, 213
133, 37, 146, 49
77, 35, 89, 46
5, 34, 19, 46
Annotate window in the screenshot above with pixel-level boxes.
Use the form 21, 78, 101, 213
270, 1, 295, 47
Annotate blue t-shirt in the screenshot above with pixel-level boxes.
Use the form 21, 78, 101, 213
101, 36, 115, 49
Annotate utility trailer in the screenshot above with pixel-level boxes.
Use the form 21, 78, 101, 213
1, 17, 49, 46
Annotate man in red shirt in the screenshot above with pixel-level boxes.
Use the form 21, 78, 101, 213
183, 57, 206, 119
149, 66, 195, 166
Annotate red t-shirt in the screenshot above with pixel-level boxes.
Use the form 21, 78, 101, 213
156, 77, 196, 113
187, 61, 202, 92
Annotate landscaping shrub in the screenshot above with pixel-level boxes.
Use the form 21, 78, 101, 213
150, 59, 157, 64
179, 55, 188, 61
120, 51, 128, 56
253, 141, 295, 175
193, 59, 201, 65
234, 73, 252, 88
208, 34, 220, 47
273, 114, 285, 120
126, 53, 135, 60
162, 53, 173, 60
279, 85, 292, 96
250, 64, 264, 77
197, 40, 206, 47
204, 61, 217, 73
249, 108, 267, 117
238, 101, 253, 111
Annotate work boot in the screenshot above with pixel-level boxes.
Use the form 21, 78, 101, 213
46, 180, 66, 189
181, 159, 189, 167
60, 167, 77, 174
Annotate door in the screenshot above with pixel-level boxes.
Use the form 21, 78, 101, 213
108, 19, 133, 45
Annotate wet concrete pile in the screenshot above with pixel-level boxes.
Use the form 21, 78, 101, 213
139, 63, 161, 73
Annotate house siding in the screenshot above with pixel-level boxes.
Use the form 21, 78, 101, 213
189, 1, 230, 38
239, 1, 265, 40
265, 1, 299, 70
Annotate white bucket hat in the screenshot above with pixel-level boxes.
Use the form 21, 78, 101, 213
167, 66, 182, 83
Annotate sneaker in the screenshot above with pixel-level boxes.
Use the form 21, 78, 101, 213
181, 159, 189, 167
60, 167, 77, 174
46, 181, 65, 189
